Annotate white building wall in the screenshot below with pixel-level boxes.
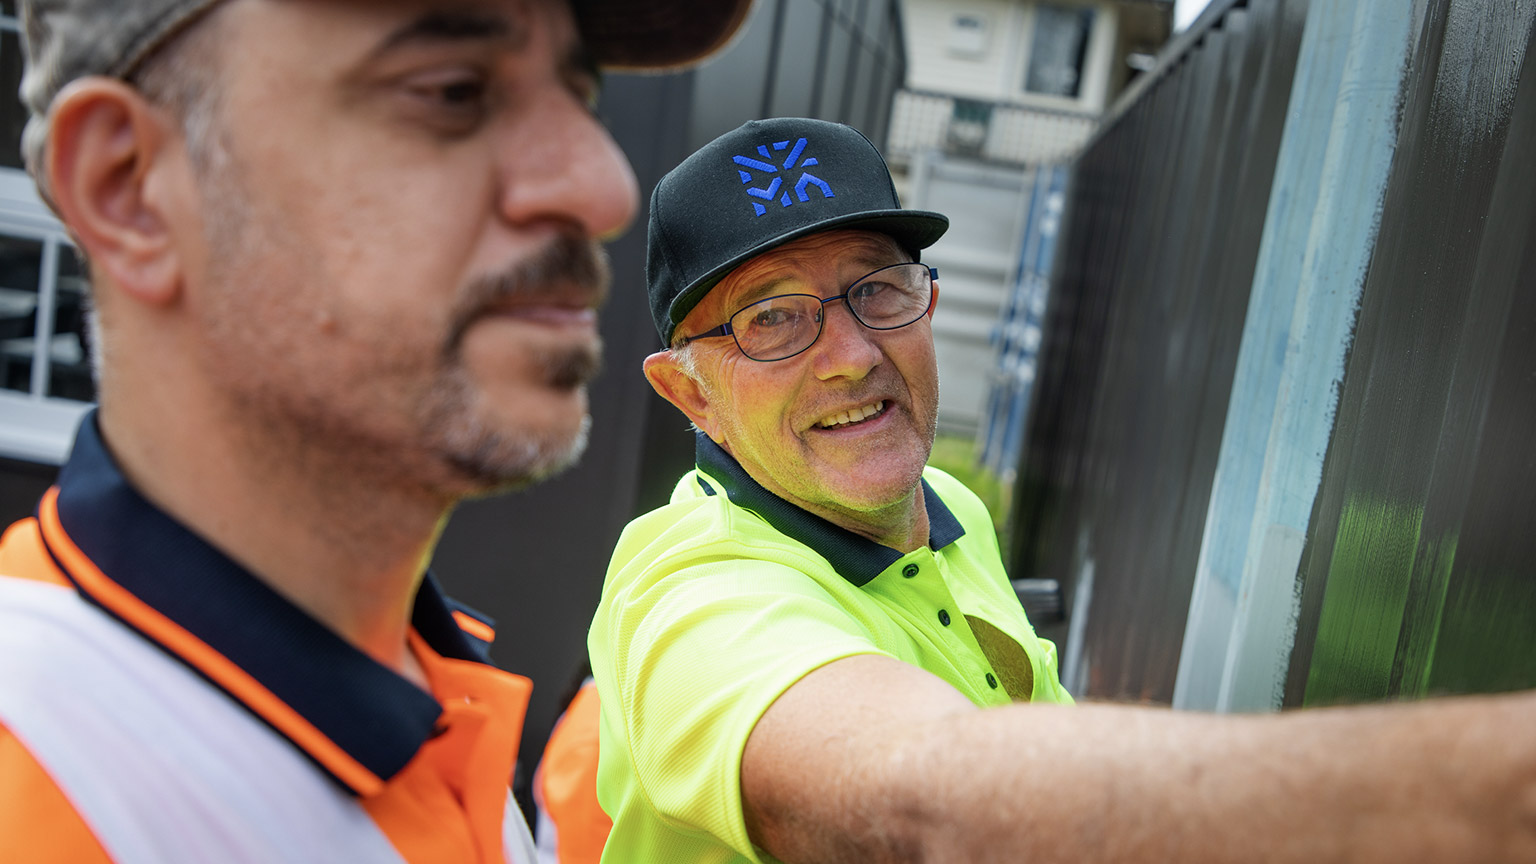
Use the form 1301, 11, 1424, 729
906, 155, 1035, 435
895, 0, 1128, 434
904, 0, 1028, 100
902, 0, 1120, 114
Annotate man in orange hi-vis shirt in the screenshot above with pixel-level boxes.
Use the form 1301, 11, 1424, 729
0, 1, 749, 862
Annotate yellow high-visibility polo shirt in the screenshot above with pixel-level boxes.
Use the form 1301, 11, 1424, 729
589, 434, 1071, 864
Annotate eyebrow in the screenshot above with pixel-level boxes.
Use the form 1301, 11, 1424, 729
848, 253, 904, 271
729, 254, 910, 309
372, 10, 526, 57
368, 9, 601, 100
732, 276, 801, 308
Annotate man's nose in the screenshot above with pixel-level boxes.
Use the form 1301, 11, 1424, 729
810, 298, 881, 381
495, 89, 640, 241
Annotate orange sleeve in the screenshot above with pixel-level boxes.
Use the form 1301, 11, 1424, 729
0, 516, 71, 587
0, 724, 113, 863
538, 683, 612, 864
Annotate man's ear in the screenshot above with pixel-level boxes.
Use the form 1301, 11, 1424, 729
925, 280, 940, 319
643, 349, 723, 442
45, 78, 185, 307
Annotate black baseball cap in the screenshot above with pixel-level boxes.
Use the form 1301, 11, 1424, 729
646, 117, 950, 344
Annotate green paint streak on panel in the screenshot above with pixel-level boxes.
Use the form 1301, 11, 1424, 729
1303, 493, 1423, 706
1427, 567, 1536, 695
1393, 530, 1456, 698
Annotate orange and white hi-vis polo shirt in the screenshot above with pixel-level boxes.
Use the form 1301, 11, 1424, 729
0, 414, 536, 864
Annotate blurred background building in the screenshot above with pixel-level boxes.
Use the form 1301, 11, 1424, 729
887, 0, 1173, 435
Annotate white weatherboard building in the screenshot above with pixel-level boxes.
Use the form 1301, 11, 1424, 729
888, 0, 1170, 434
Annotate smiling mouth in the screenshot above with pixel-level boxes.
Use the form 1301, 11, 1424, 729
816, 401, 887, 430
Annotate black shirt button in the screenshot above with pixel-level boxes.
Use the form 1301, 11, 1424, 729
902, 563, 919, 578
938, 609, 951, 626
986, 672, 998, 689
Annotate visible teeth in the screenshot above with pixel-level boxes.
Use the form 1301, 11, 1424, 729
818, 401, 885, 428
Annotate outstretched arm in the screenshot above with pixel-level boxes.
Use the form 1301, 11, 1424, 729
742, 654, 1536, 864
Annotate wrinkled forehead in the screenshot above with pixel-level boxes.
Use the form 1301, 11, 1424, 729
686, 229, 909, 327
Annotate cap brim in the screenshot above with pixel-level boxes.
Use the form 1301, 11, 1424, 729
667, 209, 950, 340
578, 0, 755, 70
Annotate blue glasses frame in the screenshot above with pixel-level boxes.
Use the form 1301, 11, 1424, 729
680, 263, 939, 362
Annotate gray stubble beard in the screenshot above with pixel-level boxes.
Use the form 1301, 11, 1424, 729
422, 236, 611, 495
422, 340, 603, 497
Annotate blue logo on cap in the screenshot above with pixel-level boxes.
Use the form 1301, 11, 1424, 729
732, 138, 834, 217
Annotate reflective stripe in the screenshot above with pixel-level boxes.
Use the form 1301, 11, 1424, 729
0, 578, 406, 864
505, 797, 539, 863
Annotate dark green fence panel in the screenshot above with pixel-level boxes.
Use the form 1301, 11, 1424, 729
1012, 0, 1536, 707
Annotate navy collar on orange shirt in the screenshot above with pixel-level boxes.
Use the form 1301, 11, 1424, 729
37, 411, 496, 797
693, 431, 965, 587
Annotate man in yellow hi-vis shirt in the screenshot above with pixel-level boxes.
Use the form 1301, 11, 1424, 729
588, 117, 1536, 864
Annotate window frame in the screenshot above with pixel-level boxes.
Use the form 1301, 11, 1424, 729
0, 172, 92, 466
1010, 1, 1111, 113
0, 8, 95, 466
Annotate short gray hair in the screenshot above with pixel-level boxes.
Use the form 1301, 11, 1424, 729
27, 9, 230, 390
23, 2, 229, 209
663, 340, 712, 435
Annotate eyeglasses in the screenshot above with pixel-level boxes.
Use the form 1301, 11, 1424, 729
680, 263, 938, 362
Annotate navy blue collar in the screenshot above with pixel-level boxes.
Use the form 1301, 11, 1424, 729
44, 411, 492, 794
693, 432, 965, 587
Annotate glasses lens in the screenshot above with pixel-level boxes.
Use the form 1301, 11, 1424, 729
847, 264, 933, 330
731, 295, 823, 361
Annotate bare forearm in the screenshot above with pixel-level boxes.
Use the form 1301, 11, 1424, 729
743, 658, 1536, 864
881, 694, 1532, 863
